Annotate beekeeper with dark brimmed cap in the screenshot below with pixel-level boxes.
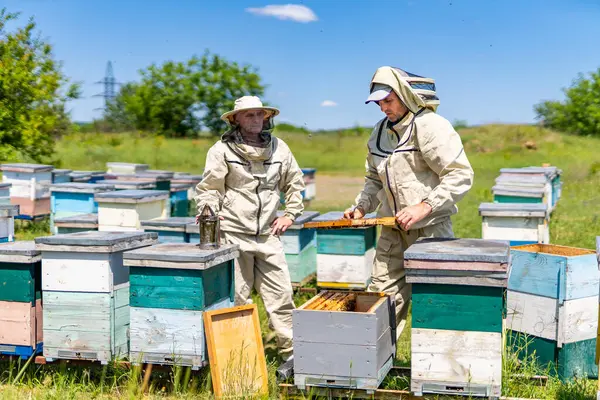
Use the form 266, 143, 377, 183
344, 66, 474, 324
195, 95, 305, 362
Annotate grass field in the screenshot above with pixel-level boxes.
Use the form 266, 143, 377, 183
3, 124, 600, 399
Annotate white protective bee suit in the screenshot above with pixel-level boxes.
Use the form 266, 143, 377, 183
353, 66, 474, 322
195, 100, 305, 360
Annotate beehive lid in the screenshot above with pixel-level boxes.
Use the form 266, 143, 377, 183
0, 205, 20, 218
50, 182, 115, 194
145, 170, 175, 178
52, 169, 73, 175
0, 183, 11, 189
35, 231, 158, 253
100, 179, 155, 190
115, 172, 171, 181
95, 189, 169, 203
524, 166, 560, 178
500, 167, 558, 179
0, 163, 53, 172
73, 170, 105, 177
301, 168, 316, 174
141, 217, 195, 231
492, 185, 546, 198
122, 242, 239, 269
276, 210, 320, 228
69, 172, 92, 180
0, 241, 41, 263
405, 238, 510, 263
495, 174, 548, 185
54, 213, 98, 226
478, 202, 547, 217
171, 183, 192, 191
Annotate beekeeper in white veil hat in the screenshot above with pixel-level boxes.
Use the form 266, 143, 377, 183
344, 66, 474, 324
195, 95, 305, 362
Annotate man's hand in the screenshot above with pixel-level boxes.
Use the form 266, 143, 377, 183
271, 216, 293, 236
395, 202, 432, 231
343, 206, 365, 220
195, 215, 224, 223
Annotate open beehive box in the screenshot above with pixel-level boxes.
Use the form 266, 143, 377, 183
293, 290, 394, 391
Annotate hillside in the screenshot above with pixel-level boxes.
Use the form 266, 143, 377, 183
53, 124, 600, 249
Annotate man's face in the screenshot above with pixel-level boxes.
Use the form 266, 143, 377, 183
235, 109, 266, 134
377, 91, 407, 123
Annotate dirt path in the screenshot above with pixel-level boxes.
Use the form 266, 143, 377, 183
310, 174, 365, 211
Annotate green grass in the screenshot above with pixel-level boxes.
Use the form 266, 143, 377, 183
3, 124, 600, 398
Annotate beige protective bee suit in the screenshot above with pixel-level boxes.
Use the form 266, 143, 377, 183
353, 66, 474, 322
195, 116, 305, 361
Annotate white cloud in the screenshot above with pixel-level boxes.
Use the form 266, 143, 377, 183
321, 100, 338, 107
246, 4, 318, 23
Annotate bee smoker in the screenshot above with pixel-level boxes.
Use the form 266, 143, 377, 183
197, 204, 220, 249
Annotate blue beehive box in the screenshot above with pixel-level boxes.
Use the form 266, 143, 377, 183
277, 210, 320, 286
314, 211, 377, 289
50, 183, 116, 234
506, 243, 599, 380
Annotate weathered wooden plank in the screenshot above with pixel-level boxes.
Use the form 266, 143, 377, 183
130, 307, 204, 355
123, 242, 238, 264
317, 248, 374, 288
0, 241, 41, 264
294, 333, 393, 379
0, 263, 37, 302
293, 295, 390, 346
509, 244, 598, 302
35, 231, 158, 253
41, 252, 126, 293
130, 261, 232, 310
412, 284, 504, 333
43, 330, 111, 351
559, 295, 598, 345
203, 304, 269, 398
286, 243, 317, 284
482, 216, 549, 244
559, 338, 598, 379
405, 259, 507, 272
0, 301, 35, 346
506, 290, 558, 341
405, 269, 508, 288
411, 328, 502, 387
404, 238, 510, 263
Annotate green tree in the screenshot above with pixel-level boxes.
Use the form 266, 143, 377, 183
105, 51, 266, 136
0, 8, 80, 162
534, 68, 600, 137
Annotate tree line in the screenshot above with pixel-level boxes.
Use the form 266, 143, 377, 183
1, 7, 599, 163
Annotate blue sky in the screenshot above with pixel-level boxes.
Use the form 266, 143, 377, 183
4, 0, 600, 130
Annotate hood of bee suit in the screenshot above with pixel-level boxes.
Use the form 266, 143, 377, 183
365, 66, 440, 113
